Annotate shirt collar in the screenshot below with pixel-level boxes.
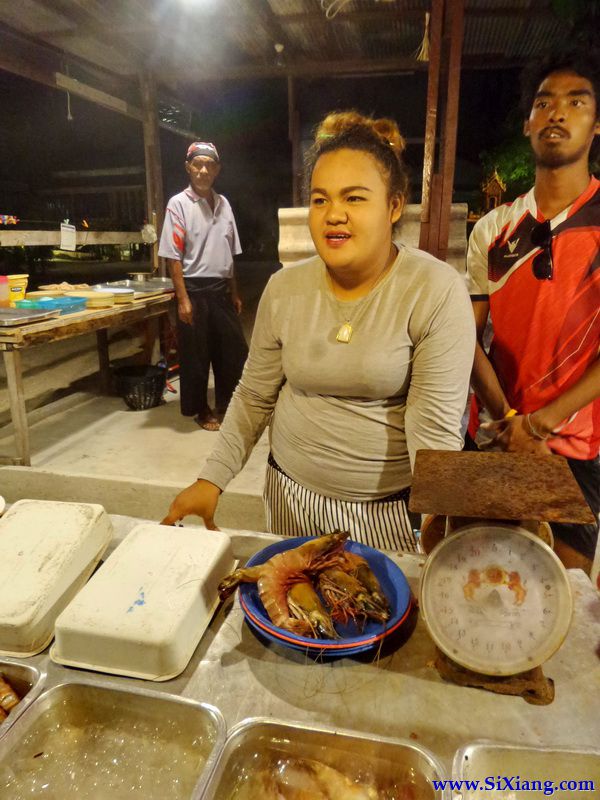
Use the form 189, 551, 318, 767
185, 186, 220, 210
529, 175, 599, 224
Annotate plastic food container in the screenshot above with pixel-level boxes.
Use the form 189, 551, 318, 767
453, 741, 600, 799
7, 274, 28, 306
52, 524, 235, 680
200, 718, 447, 799
0, 500, 113, 657
0, 680, 226, 800
91, 285, 135, 303
65, 289, 115, 308
0, 660, 45, 739
16, 297, 87, 315
25, 290, 64, 298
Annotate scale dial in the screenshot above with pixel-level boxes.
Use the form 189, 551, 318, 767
419, 525, 573, 676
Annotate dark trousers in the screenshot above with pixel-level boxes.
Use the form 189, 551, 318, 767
464, 433, 600, 560
176, 278, 248, 418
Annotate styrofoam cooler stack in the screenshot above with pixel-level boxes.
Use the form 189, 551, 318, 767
52, 524, 236, 681
0, 500, 113, 657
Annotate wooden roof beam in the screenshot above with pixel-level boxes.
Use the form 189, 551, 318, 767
278, 6, 552, 24
0, 27, 202, 138
169, 53, 525, 84
170, 56, 426, 83
31, 0, 141, 73
0, 23, 135, 95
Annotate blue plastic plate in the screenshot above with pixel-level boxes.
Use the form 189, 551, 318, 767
239, 537, 412, 656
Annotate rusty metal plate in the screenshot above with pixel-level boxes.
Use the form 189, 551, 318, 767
409, 450, 595, 524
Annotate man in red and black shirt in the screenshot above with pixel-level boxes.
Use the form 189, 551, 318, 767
467, 51, 600, 574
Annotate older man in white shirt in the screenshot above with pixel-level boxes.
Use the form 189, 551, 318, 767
159, 142, 248, 430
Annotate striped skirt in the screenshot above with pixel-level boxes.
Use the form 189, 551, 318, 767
264, 454, 418, 552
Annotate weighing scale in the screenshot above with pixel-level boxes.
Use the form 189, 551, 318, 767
409, 451, 596, 705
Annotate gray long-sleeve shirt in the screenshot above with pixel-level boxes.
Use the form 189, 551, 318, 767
201, 245, 476, 501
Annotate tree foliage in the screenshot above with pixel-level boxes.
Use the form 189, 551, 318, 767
480, 114, 534, 200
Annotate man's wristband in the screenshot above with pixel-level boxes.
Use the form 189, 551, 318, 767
525, 413, 550, 441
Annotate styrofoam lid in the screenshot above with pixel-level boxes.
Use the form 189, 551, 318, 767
0, 500, 113, 657
52, 523, 235, 680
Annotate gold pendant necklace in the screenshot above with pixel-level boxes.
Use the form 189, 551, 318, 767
336, 321, 353, 343
327, 260, 392, 344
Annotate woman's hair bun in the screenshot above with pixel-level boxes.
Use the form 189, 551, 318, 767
315, 110, 406, 155
306, 108, 410, 204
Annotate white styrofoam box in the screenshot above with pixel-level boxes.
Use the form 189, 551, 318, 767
0, 500, 113, 657
52, 523, 235, 681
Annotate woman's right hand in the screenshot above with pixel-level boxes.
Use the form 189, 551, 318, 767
178, 296, 193, 325
161, 479, 222, 529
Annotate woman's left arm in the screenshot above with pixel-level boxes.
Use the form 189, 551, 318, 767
405, 274, 476, 468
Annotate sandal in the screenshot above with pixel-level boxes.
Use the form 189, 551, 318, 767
195, 413, 221, 431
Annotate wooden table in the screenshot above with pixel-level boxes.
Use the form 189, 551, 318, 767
0, 294, 173, 466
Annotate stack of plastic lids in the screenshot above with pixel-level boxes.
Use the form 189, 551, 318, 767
92, 286, 135, 304
64, 290, 115, 308
16, 297, 87, 315
0, 500, 113, 657
52, 524, 236, 680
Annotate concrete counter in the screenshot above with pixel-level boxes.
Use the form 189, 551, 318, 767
16, 515, 600, 772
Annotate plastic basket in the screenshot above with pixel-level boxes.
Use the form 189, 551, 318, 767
113, 365, 167, 411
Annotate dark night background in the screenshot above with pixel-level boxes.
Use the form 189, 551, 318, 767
0, 65, 524, 272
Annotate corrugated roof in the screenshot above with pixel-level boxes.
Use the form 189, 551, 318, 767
0, 0, 578, 88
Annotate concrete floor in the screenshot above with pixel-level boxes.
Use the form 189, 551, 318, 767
0, 382, 269, 530
0, 262, 277, 530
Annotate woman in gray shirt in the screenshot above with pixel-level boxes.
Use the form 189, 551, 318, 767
163, 110, 475, 551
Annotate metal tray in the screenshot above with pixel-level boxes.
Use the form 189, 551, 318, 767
453, 741, 600, 799
0, 659, 45, 739
0, 679, 226, 799
107, 279, 173, 294
200, 717, 447, 799
0, 307, 61, 326
140, 277, 174, 291
92, 284, 135, 296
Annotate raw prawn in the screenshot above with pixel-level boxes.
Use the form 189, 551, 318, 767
275, 757, 378, 799
218, 532, 349, 637
319, 558, 391, 626
341, 552, 391, 617
287, 580, 338, 638
231, 755, 378, 799
319, 568, 371, 626
0, 677, 19, 714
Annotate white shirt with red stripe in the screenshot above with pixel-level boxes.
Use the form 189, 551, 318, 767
158, 186, 242, 278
